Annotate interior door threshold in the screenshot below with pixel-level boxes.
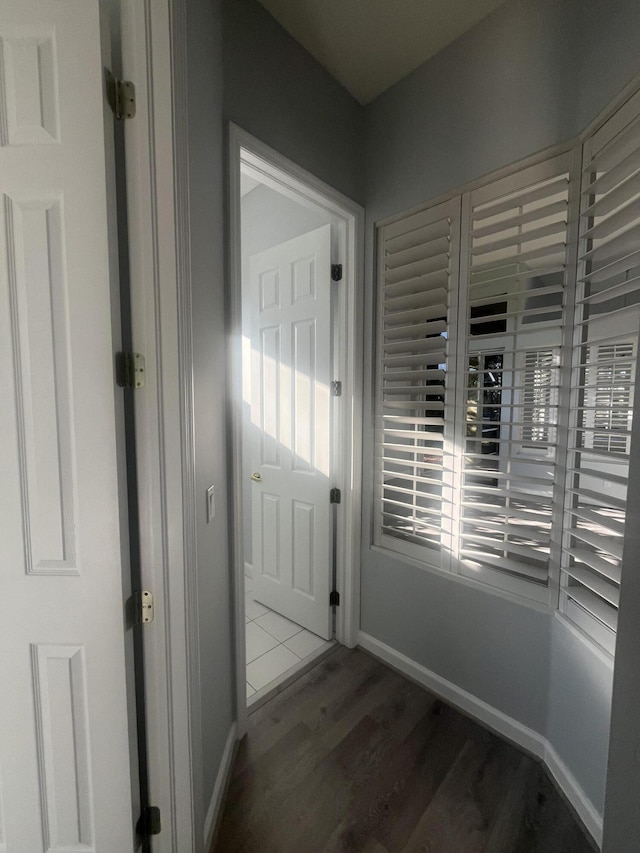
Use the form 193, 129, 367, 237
247, 640, 339, 714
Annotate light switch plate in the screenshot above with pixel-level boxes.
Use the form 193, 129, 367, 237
206, 484, 215, 523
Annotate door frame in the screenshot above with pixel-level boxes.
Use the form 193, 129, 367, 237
121, 0, 200, 850
228, 124, 365, 735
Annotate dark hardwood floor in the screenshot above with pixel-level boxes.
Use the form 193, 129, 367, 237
214, 647, 595, 853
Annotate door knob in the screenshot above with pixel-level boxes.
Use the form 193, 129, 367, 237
251, 472, 262, 482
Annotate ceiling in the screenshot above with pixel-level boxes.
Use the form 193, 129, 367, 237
240, 172, 261, 196
257, 0, 506, 104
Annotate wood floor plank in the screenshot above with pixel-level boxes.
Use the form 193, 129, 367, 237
322, 705, 460, 852
360, 840, 390, 853
214, 648, 594, 853
233, 648, 380, 776
402, 737, 517, 853
271, 715, 387, 853
229, 666, 430, 836
271, 685, 435, 853
483, 756, 531, 853
219, 667, 404, 852
376, 706, 471, 852
511, 771, 599, 853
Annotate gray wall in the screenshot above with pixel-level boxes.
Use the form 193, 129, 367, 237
365, 0, 578, 222
361, 0, 640, 820
361, 556, 550, 733
240, 184, 333, 566
365, 0, 640, 224
186, 0, 235, 835
574, 0, 640, 133
547, 620, 614, 812
221, 0, 365, 204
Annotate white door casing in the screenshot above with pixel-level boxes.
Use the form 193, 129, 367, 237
249, 225, 333, 640
0, 1, 133, 850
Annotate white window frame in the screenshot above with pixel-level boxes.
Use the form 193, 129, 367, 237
374, 152, 575, 607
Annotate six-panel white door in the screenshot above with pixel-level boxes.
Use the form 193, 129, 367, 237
249, 225, 333, 640
0, 1, 134, 850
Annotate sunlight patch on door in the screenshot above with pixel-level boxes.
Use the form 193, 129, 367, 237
246, 337, 331, 476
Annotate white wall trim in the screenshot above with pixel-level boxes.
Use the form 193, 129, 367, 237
358, 632, 603, 849
121, 0, 197, 849
203, 723, 237, 853
228, 125, 364, 736
544, 742, 603, 849
227, 130, 249, 739
168, 0, 203, 846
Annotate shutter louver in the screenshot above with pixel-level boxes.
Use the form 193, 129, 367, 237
374, 199, 461, 566
458, 155, 573, 600
562, 92, 640, 653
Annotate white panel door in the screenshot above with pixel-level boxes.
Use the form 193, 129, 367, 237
0, 1, 133, 851
249, 225, 333, 640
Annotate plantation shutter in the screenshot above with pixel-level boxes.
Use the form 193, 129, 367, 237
374, 198, 461, 567
562, 91, 640, 653
457, 154, 574, 601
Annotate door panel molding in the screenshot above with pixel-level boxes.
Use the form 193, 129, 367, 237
5, 194, 77, 575
31, 644, 94, 851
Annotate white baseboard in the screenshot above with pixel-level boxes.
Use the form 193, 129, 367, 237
544, 741, 603, 848
358, 632, 602, 849
244, 561, 253, 579
203, 722, 237, 852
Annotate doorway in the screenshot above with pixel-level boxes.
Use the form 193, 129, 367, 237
229, 127, 364, 724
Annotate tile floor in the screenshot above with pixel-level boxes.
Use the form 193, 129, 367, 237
245, 576, 331, 700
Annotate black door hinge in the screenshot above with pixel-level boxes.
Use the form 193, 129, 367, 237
136, 805, 161, 839
331, 263, 343, 281
330, 590, 340, 607
330, 488, 341, 504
